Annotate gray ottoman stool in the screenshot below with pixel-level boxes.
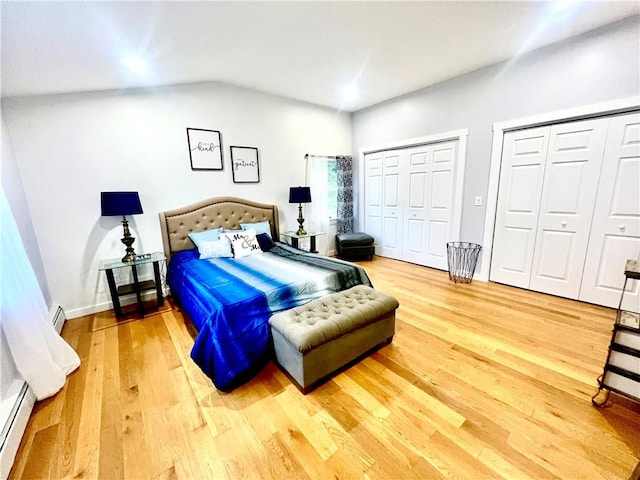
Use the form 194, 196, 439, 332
336, 232, 375, 260
269, 285, 398, 393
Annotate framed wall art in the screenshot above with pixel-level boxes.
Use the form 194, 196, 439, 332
187, 128, 223, 170
230, 146, 260, 183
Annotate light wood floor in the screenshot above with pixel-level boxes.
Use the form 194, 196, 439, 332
9, 256, 640, 479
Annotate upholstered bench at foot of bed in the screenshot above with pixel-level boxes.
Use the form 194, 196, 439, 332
269, 285, 399, 393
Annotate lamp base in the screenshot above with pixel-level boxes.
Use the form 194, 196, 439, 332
121, 216, 137, 263
296, 203, 307, 236
121, 250, 136, 263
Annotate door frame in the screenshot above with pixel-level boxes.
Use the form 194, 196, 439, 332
358, 129, 469, 248
479, 96, 640, 282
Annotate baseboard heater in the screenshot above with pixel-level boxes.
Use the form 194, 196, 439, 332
0, 305, 65, 480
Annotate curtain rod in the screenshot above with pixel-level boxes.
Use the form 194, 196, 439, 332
304, 153, 351, 158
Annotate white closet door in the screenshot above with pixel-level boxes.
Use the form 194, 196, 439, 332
362, 135, 463, 269
490, 127, 550, 288
580, 112, 640, 309
425, 141, 457, 270
379, 150, 405, 260
402, 145, 429, 264
529, 118, 608, 298
363, 152, 383, 252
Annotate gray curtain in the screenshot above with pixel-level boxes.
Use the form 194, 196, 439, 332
336, 155, 354, 234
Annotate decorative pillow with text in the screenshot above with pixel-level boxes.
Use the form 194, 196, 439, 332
223, 229, 262, 258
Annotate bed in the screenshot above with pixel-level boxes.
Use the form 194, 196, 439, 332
159, 196, 372, 391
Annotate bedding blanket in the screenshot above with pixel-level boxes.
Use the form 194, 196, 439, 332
167, 243, 372, 390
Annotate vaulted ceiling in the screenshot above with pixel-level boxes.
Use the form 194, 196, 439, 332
2, 1, 638, 111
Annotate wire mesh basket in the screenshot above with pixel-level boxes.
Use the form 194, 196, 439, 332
446, 242, 482, 284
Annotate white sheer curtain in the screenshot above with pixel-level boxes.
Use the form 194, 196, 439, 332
305, 155, 330, 255
0, 187, 80, 401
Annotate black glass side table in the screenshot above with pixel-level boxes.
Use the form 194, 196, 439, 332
99, 252, 165, 317
281, 231, 326, 254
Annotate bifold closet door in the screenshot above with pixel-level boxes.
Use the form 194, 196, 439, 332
390, 142, 458, 270
363, 152, 383, 250
580, 112, 640, 309
424, 141, 457, 270
396, 141, 457, 269
490, 127, 550, 288
363, 150, 406, 260
379, 150, 406, 260
402, 146, 429, 265
492, 119, 609, 297
528, 118, 608, 298
364, 139, 459, 269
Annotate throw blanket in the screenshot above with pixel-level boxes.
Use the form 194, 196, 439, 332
168, 243, 372, 390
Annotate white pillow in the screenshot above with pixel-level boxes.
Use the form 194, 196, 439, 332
223, 229, 262, 259
198, 238, 233, 259
240, 220, 272, 238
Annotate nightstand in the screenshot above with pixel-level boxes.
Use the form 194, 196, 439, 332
99, 252, 165, 317
281, 231, 326, 253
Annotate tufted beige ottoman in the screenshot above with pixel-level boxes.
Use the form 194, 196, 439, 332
269, 285, 399, 393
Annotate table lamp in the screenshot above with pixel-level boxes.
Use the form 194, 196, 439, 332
101, 191, 143, 262
289, 186, 312, 235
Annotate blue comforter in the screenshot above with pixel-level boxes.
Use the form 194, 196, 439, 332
167, 243, 372, 390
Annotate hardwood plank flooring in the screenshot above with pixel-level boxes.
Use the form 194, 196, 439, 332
9, 256, 640, 479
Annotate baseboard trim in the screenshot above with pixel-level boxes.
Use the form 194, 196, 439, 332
0, 383, 35, 480
66, 290, 168, 319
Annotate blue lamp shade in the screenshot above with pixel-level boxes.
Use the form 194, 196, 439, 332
101, 192, 143, 217
289, 186, 311, 204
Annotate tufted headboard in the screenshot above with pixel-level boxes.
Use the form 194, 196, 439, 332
159, 196, 280, 259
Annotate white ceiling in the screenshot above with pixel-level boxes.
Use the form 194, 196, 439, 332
2, 1, 638, 112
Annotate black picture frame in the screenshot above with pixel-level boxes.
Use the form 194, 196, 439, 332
230, 146, 260, 183
187, 128, 223, 171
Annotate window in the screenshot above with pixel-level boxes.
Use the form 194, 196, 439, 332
306, 155, 338, 225
327, 159, 338, 220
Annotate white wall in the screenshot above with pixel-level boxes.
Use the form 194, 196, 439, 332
352, 16, 640, 250
2, 82, 351, 317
